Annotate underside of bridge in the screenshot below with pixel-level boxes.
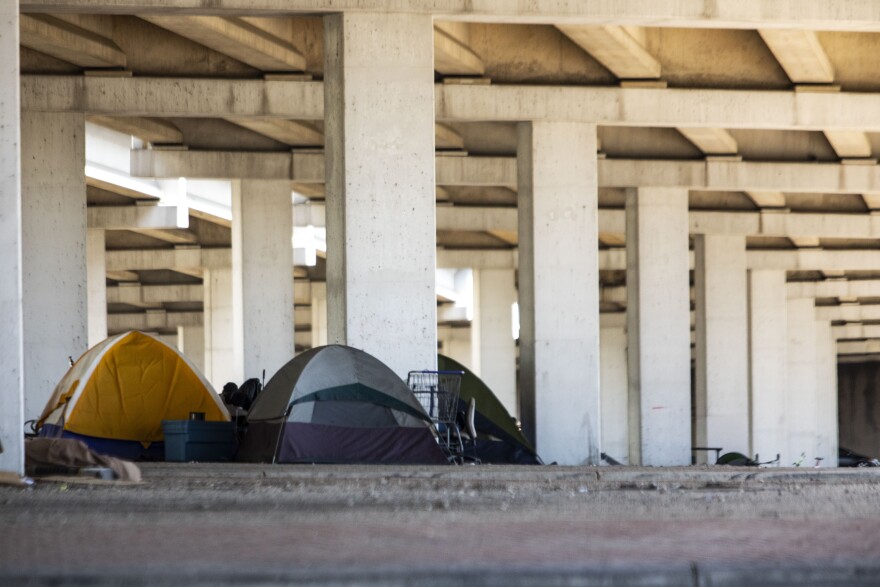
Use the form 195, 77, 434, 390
5, 1, 880, 473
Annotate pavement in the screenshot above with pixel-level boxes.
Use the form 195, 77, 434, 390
3, 463, 880, 585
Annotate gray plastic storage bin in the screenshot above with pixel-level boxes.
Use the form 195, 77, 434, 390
162, 420, 237, 462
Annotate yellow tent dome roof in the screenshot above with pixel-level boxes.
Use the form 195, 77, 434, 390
39, 331, 228, 443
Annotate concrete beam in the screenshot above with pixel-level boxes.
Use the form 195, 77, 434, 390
838, 340, 880, 355
824, 130, 873, 159
436, 84, 880, 131
436, 249, 516, 270
131, 149, 293, 180
678, 128, 739, 156
833, 323, 880, 341
745, 191, 787, 209
88, 116, 182, 145
24, 75, 880, 131
21, 1, 880, 33
107, 283, 203, 306
308, 203, 880, 242
142, 16, 305, 72
789, 280, 880, 300
435, 123, 464, 150
20, 14, 126, 69
23, 76, 324, 119
598, 249, 880, 272
433, 25, 485, 76
555, 25, 660, 80
758, 29, 834, 84
132, 147, 880, 195
225, 118, 323, 147
87, 205, 185, 230
105, 246, 230, 271
600, 158, 880, 194
107, 310, 202, 333
817, 304, 880, 323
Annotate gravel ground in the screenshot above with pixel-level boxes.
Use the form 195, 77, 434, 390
2, 463, 880, 585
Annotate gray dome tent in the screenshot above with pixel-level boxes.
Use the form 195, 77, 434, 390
237, 345, 447, 464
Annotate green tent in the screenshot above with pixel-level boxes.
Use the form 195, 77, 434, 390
438, 354, 541, 464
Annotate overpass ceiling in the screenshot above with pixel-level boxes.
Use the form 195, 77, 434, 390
21, 8, 880, 328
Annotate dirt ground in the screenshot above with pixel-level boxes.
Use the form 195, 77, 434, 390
3, 463, 880, 585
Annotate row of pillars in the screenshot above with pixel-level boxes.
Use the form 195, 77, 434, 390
0, 10, 839, 475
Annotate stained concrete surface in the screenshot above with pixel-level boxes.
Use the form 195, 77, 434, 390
3, 463, 880, 585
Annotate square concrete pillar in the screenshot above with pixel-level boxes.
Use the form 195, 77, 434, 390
232, 179, 295, 380
178, 325, 205, 376
472, 269, 517, 416
815, 319, 838, 466
22, 111, 87, 422
748, 270, 787, 464
695, 235, 749, 460
626, 187, 691, 466
600, 313, 629, 464
518, 121, 600, 465
87, 229, 108, 347
323, 12, 437, 378
310, 281, 328, 349
204, 267, 236, 389
0, 1, 23, 475
786, 297, 818, 465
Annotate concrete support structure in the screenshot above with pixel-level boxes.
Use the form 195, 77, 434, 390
22, 111, 87, 422
310, 281, 327, 349
323, 12, 437, 378
472, 269, 517, 416
694, 235, 749, 460
626, 188, 691, 466
203, 267, 236, 390
786, 297, 818, 465
231, 179, 294, 380
815, 319, 838, 466
518, 121, 600, 466
748, 270, 788, 463
438, 326, 473, 370
600, 318, 629, 464
86, 229, 107, 347
0, 1, 23, 475
177, 325, 205, 376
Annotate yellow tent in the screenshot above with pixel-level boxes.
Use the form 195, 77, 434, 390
38, 331, 228, 456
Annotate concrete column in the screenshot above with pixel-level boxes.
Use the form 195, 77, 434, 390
438, 326, 473, 369
22, 111, 87, 422
324, 12, 437, 378
203, 267, 237, 389
626, 187, 691, 466
518, 121, 600, 466
87, 229, 107, 346
310, 281, 328, 348
815, 319, 838, 466
694, 235, 749, 460
786, 297, 818, 465
600, 314, 629, 464
748, 270, 787, 464
178, 325, 206, 375
472, 269, 517, 416
0, 1, 23, 475
232, 179, 294, 380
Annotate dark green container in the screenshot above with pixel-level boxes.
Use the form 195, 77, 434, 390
162, 420, 237, 462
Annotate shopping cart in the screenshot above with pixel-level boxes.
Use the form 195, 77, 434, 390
407, 370, 464, 461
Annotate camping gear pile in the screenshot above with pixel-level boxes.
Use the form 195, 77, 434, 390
33, 332, 543, 466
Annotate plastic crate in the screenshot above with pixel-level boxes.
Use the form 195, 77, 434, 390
162, 420, 238, 462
